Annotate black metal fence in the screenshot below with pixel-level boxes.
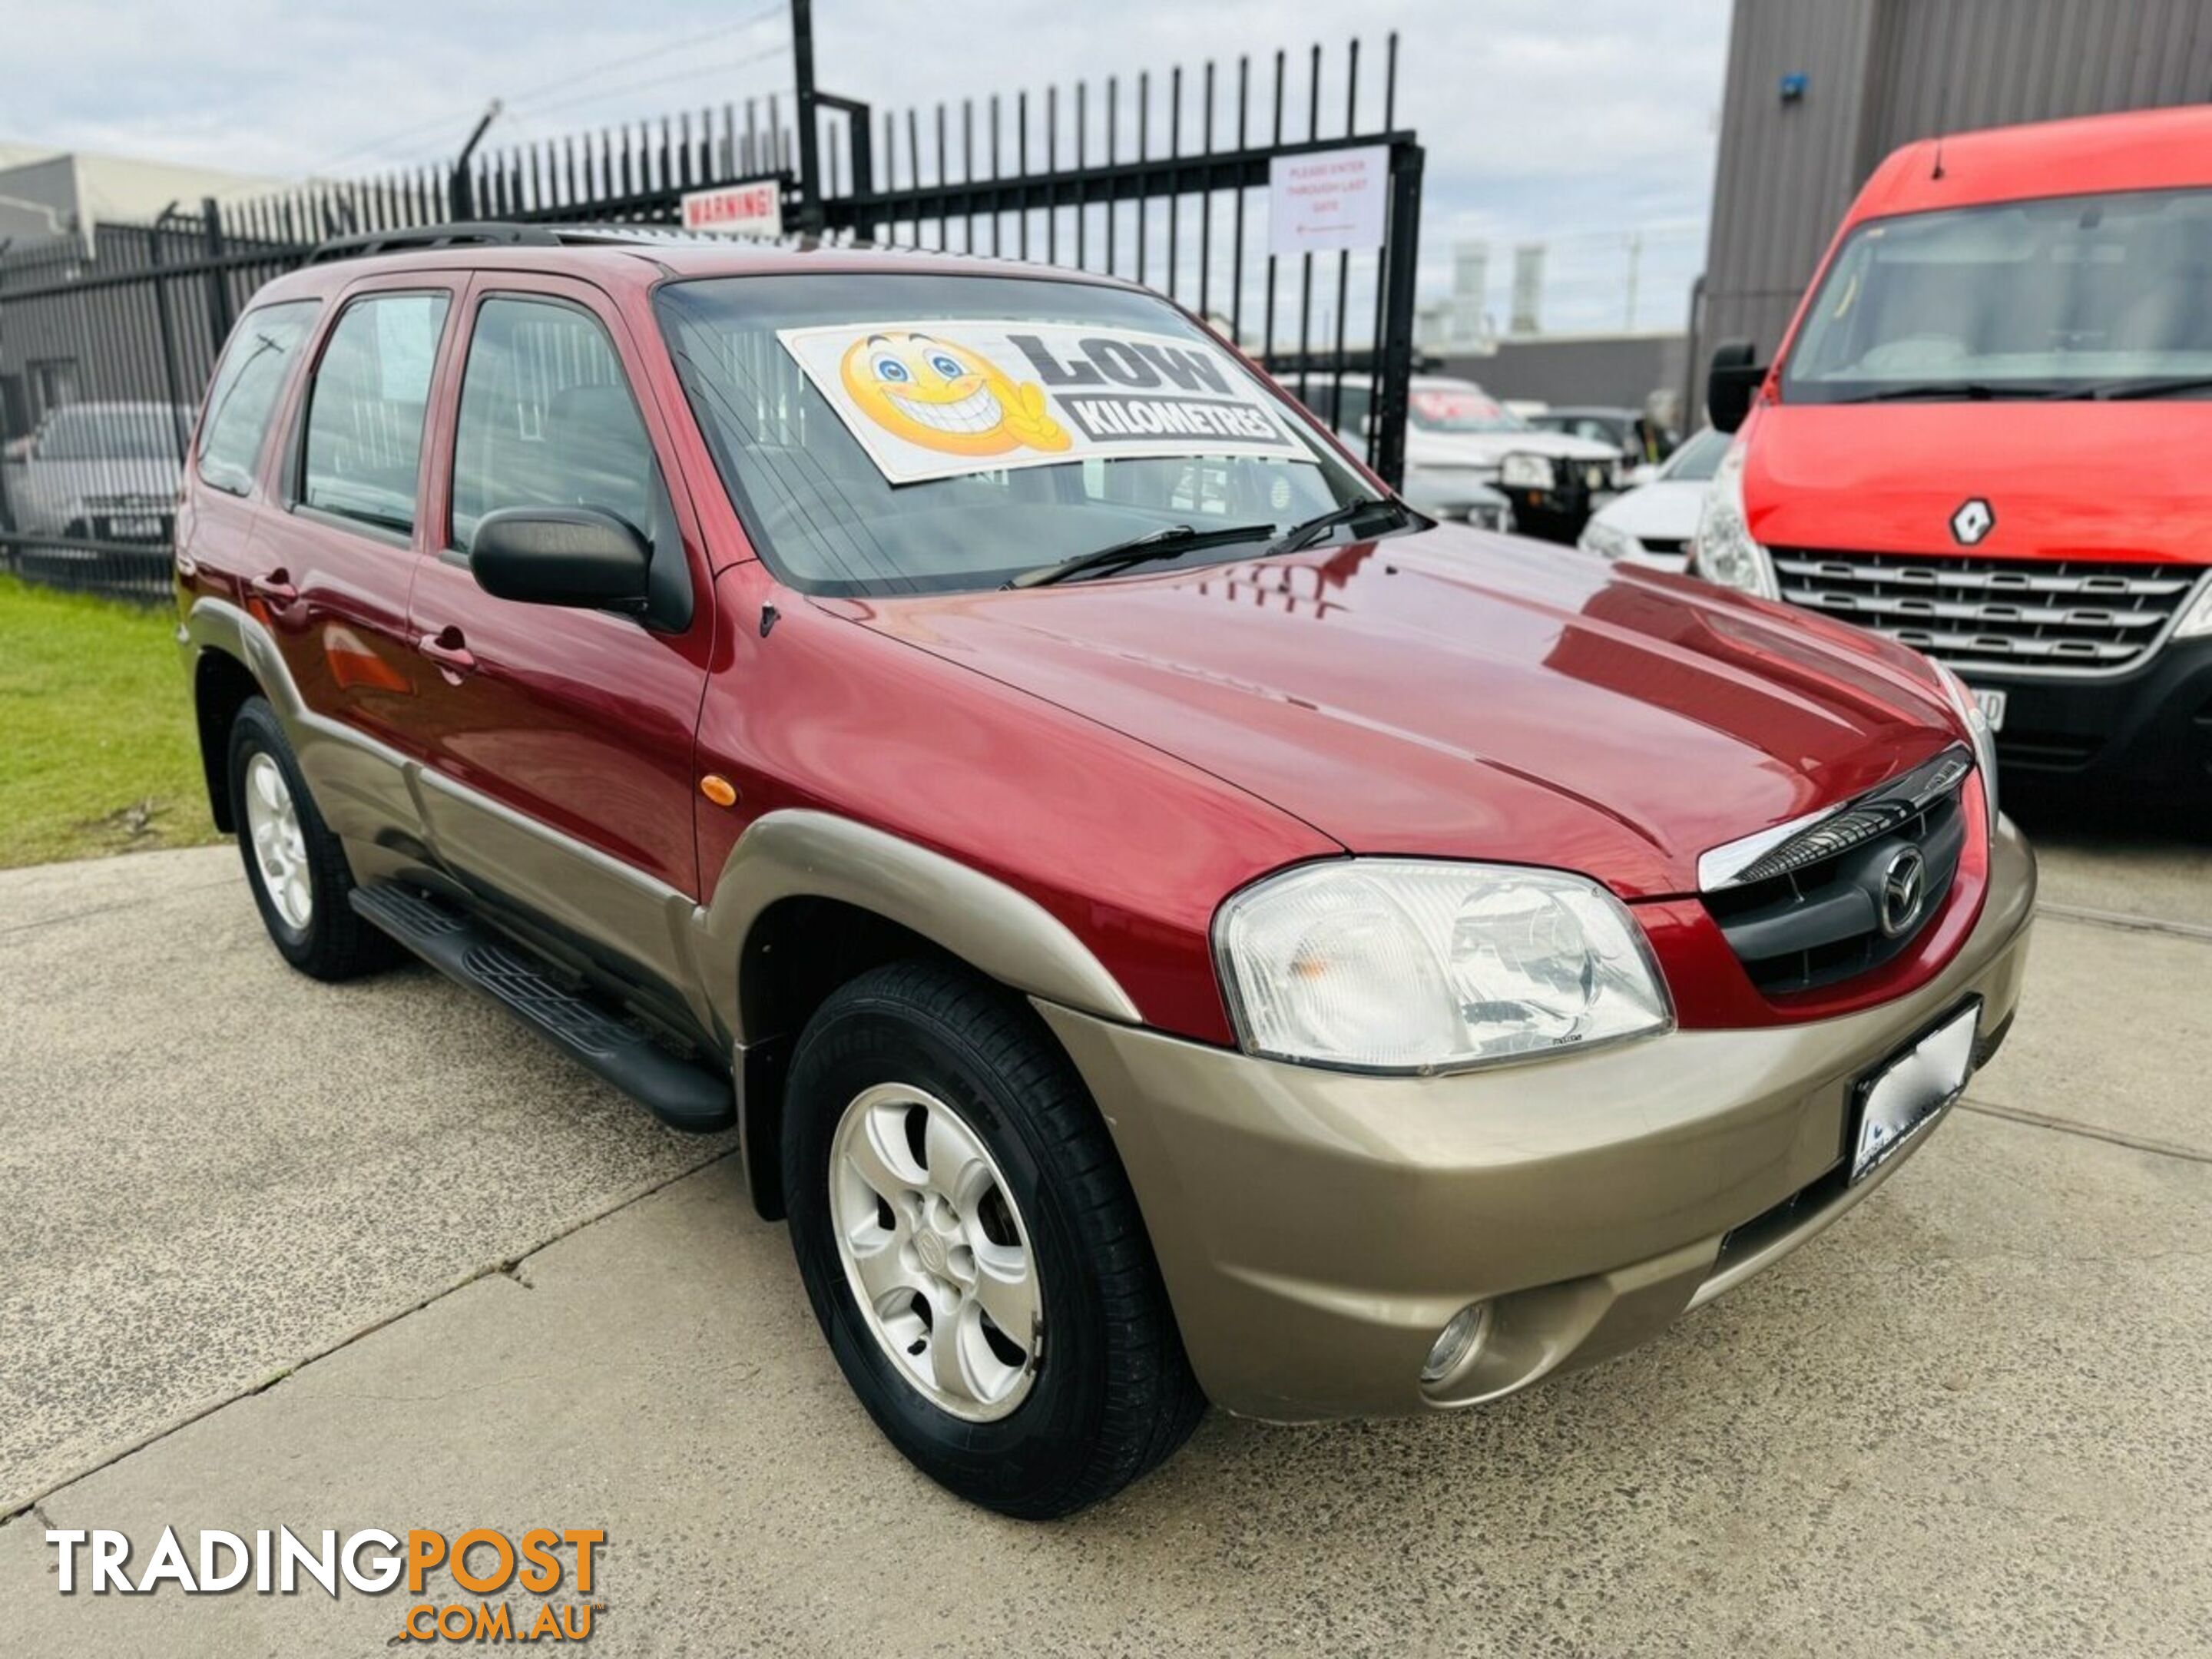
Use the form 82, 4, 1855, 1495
810, 37, 1422, 487
0, 28, 1419, 603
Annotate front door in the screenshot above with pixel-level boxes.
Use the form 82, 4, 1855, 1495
405, 274, 714, 994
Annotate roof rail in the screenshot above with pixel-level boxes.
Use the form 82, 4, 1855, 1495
303, 221, 565, 265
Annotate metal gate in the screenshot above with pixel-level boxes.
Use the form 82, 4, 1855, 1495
0, 17, 1420, 602
798, 31, 1424, 488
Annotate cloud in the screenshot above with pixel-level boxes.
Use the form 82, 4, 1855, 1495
5, 0, 1729, 323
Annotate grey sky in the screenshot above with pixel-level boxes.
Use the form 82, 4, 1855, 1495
5, 0, 1731, 331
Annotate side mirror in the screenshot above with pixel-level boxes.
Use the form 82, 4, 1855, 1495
1707, 340, 1765, 434
469, 507, 651, 611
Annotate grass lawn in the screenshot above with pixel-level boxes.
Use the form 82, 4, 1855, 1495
0, 575, 224, 869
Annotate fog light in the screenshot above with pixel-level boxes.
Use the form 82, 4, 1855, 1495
1420, 1301, 1492, 1384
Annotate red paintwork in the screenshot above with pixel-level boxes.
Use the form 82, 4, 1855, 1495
1740, 401, 2212, 564
402, 271, 716, 894
1743, 105, 2212, 565
835, 532, 1959, 901
180, 238, 1991, 1046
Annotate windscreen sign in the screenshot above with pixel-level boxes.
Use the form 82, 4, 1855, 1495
777, 320, 1306, 484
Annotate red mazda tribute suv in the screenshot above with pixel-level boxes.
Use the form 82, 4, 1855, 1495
177, 225, 2035, 1517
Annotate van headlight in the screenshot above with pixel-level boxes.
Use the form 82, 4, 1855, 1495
1498, 452, 1553, 492
1212, 860, 1673, 1075
1690, 437, 1778, 599
1932, 661, 2002, 830
2175, 572, 2212, 638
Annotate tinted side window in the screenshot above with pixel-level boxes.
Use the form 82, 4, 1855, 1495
301, 292, 450, 534
198, 302, 318, 495
451, 298, 654, 551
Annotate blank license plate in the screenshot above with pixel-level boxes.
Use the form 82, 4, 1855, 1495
1970, 686, 2007, 732
110, 515, 165, 540
1849, 1000, 1979, 1184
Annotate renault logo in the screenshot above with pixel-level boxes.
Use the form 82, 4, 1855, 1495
1879, 847, 1929, 937
1950, 498, 1995, 545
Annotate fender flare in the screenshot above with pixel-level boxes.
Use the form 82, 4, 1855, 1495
690, 810, 1142, 1047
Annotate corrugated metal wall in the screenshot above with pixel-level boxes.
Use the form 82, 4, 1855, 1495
1704, 0, 1884, 365
1700, 0, 2212, 388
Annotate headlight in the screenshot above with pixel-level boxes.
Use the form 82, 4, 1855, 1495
1578, 518, 1638, 562
1932, 661, 2002, 830
1213, 860, 1673, 1075
1498, 452, 1553, 492
1690, 437, 1779, 599
2175, 571, 2212, 638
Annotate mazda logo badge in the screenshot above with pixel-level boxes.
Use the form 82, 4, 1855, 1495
1951, 498, 1994, 545
1879, 847, 1929, 937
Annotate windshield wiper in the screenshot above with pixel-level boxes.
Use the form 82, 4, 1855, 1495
1267, 495, 1415, 555
1005, 521, 1275, 588
2073, 375, 2212, 402
1839, 382, 2063, 404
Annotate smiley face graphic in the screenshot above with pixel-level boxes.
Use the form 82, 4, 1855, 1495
839, 331, 1070, 459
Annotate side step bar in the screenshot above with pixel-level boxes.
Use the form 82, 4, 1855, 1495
351, 882, 733, 1134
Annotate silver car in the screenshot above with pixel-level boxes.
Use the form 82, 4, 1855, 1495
8, 401, 190, 543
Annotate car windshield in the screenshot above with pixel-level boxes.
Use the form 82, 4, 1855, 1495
1407, 386, 1527, 433
1783, 186, 2212, 402
38, 405, 188, 461
656, 273, 1376, 595
1659, 427, 1728, 481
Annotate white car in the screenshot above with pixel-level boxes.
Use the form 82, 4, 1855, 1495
9, 402, 190, 544
1297, 373, 1621, 540
1575, 427, 1730, 573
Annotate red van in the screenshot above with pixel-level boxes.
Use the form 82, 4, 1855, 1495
1699, 106, 2212, 795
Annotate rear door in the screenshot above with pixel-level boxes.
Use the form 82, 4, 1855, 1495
405, 271, 714, 991
253, 275, 460, 843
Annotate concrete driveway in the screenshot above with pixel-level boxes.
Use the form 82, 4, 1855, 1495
2, 822, 2207, 1657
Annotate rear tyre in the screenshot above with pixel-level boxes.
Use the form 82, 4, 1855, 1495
783, 959, 1205, 1518
227, 697, 396, 982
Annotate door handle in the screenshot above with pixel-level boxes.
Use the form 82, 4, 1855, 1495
250, 568, 297, 605
417, 629, 476, 677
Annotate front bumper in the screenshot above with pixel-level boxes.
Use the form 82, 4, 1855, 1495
1038, 814, 2036, 1422
1508, 471, 1617, 542
1962, 634, 2212, 793
1401, 475, 1513, 533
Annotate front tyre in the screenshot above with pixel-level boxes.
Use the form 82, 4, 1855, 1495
227, 697, 395, 982
783, 960, 1205, 1518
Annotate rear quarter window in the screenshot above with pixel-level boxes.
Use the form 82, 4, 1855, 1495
198, 301, 320, 495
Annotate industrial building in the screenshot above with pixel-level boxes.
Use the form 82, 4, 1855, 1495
1698, 0, 2212, 377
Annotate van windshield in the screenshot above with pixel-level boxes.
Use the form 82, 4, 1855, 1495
656, 273, 1375, 594
1783, 187, 2212, 403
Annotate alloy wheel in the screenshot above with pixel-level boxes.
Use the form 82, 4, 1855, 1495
243, 751, 313, 931
827, 1082, 1042, 1421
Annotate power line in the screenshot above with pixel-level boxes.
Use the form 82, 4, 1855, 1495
512, 43, 793, 124
296, 5, 788, 176
502, 2, 786, 112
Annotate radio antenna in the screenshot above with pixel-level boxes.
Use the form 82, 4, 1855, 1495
1931, 71, 1950, 179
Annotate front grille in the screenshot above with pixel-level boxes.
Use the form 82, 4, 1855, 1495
1701, 749, 1972, 996
1773, 549, 2204, 674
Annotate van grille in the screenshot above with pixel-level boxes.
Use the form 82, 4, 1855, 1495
1773, 550, 2204, 674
